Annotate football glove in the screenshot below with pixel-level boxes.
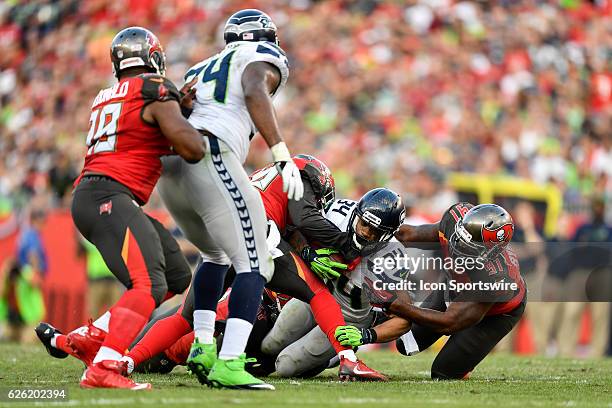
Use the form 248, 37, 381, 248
271, 142, 304, 201
335, 326, 377, 347
301, 247, 347, 280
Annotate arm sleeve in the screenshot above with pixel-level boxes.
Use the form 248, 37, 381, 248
141, 74, 181, 104
287, 179, 348, 249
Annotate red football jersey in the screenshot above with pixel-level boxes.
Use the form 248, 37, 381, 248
250, 158, 312, 231
75, 73, 180, 204
438, 202, 526, 316
251, 162, 288, 230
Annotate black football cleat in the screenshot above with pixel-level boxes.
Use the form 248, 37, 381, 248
134, 352, 177, 374
35, 322, 68, 359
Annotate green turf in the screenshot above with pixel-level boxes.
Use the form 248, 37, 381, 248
0, 343, 610, 407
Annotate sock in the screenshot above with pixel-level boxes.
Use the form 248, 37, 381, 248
96, 289, 155, 361
216, 273, 265, 360
121, 356, 135, 374
92, 311, 111, 333
193, 262, 230, 311
193, 310, 216, 344
309, 290, 350, 353
338, 349, 357, 362
165, 332, 195, 364
50, 333, 60, 348
218, 318, 253, 360
127, 313, 191, 367
93, 346, 123, 364
227, 273, 266, 322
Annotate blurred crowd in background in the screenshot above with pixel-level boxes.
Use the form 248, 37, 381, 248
0, 0, 610, 355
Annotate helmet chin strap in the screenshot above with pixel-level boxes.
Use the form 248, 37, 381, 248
350, 216, 365, 250
352, 233, 364, 250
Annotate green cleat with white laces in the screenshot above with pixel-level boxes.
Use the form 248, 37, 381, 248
207, 354, 275, 390
186, 338, 217, 385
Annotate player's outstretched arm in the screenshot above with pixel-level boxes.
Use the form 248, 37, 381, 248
287, 180, 348, 249
395, 223, 441, 248
388, 299, 492, 335
372, 316, 412, 343
335, 317, 412, 347
146, 100, 205, 163
242, 61, 303, 200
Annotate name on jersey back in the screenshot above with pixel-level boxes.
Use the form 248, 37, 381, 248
92, 81, 130, 108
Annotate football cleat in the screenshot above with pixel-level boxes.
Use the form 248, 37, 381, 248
80, 360, 150, 390
338, 357, 388, 382
207, 354, 275, 390
186, 338, 217, 385
66, 320, 106, 366
134, 352, 177, 374
35, 322, 68, 359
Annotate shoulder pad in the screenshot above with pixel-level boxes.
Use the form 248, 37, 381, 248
140, 74, 180, 103
240, 42, 289, 90
440, 202, 474, 235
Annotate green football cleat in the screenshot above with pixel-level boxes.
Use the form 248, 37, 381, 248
207, 354, 275, 390
186, 338, 217, 385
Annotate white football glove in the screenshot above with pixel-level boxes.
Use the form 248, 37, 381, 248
271, 142, 304, 201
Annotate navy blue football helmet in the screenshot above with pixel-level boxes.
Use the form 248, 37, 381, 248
224, 9, 278, 45
349, 188, 406, 250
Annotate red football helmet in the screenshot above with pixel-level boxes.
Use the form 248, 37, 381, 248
293, 154, 335, 210
449, 203, 514, 260
110, 27, 166, 78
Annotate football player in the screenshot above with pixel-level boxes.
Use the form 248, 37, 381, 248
263, 188, 405, 379
157, 9, 303, 390
336, 203, 527, 380
131, 286, 287, 377
35, 27, 204, 390
124, 156, 385, 381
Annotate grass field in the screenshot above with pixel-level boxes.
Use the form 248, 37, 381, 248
0, 343, 610, 408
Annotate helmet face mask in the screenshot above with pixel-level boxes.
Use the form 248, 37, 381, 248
224, 9, 279, 45
449, 221, 490, 260
349, 188, 405, 251
321, 188, 335, 212
353, 214, 394, 245
448, 204, 514, 261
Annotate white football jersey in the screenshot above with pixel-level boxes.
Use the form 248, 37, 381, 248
324, 199, 372, 321
185, 41, 289, 164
